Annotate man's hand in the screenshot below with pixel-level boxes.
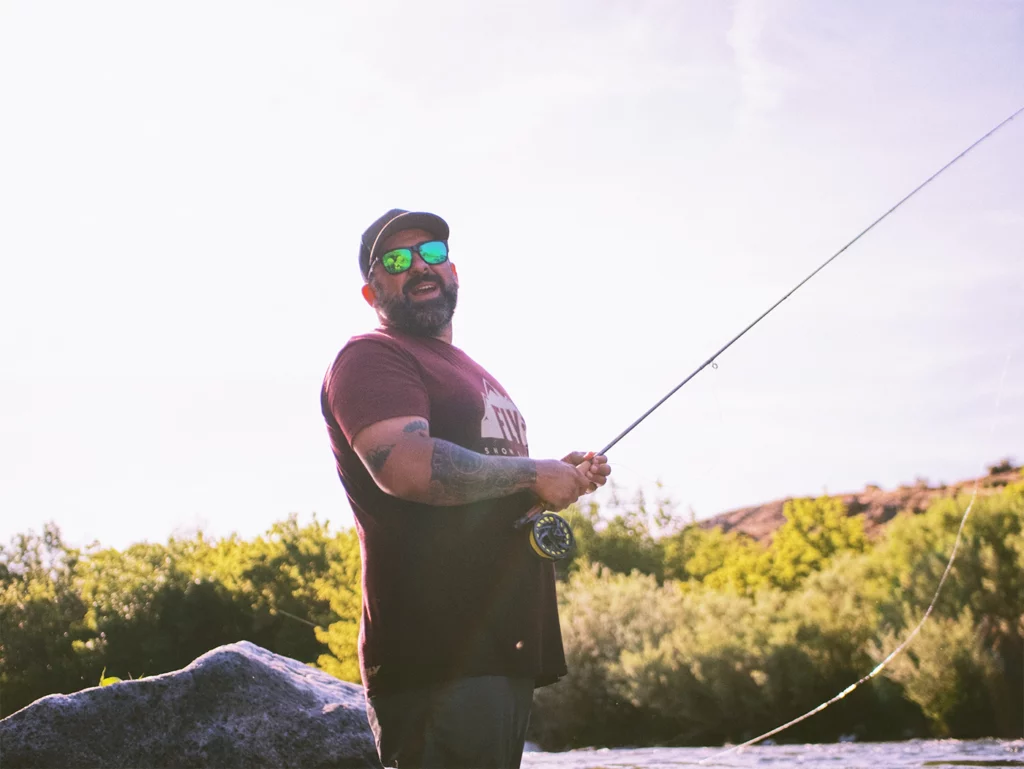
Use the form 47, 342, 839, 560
562, 451, 612, 494
532, 460, 592, 511
531, 452, 613, 511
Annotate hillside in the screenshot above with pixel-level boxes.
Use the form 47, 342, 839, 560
699, 462, 1023, 543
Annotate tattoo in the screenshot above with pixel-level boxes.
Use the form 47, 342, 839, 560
366, 444, 395, 474
428, 440, 536, 504
403, 420, 429, 435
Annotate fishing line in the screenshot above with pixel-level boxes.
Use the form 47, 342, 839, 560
698, 348, 1014, 765
516, 104, 1023, 559
596, 104, 1023, 457
698, 487, 980, 763
272, 607, 318, 628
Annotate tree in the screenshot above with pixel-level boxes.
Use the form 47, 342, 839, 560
0, 524, 91, 717
557, 488, 679, 581
662, 525, 770, 595
313, 527, 363, 683
879, 610, 1001, 737
767, 497, 867, 590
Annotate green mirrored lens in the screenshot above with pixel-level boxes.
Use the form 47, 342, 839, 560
381, 248, 412, 274
418, 241, 448, 264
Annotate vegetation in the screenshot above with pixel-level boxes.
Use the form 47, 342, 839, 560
2, 471, 1022, 749
0, 515, 364, 719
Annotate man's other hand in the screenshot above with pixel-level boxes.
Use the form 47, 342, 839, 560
561, 451, 612, 494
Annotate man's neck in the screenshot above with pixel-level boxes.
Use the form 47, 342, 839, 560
382, 321, 453, 344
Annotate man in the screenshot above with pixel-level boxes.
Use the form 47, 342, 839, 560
321, 209, 610, 768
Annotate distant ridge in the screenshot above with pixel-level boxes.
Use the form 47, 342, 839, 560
699, 461, 1022, 543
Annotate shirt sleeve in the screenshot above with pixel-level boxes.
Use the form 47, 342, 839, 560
324, 338, 431, 444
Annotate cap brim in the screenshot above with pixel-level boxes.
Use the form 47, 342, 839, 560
369, 211, 450, 269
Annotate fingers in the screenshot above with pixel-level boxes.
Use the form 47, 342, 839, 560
582, 454, 611, 489
540, 452, 615, 509
560, 451, 614, 496
572, 460, 599, 497
568, 465, 592, 504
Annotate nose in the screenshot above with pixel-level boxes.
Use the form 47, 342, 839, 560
408, 251, 434, 274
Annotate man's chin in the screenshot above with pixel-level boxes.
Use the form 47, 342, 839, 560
377, 286, 458, 337
389, 304, 454, 337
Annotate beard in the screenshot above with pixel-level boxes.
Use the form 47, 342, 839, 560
375, 275, 459, 337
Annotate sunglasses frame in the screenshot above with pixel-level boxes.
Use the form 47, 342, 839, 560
369, 240, 450, 276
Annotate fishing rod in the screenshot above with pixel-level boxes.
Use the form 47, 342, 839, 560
517, 104, 1024, 561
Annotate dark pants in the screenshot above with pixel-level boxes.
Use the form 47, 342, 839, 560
366, 676, 534, 769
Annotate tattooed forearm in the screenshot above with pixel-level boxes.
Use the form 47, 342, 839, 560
427, 440, 536, 505
366, 444, 395, 474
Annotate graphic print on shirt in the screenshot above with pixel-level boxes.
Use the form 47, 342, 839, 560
480, 379, 529, 456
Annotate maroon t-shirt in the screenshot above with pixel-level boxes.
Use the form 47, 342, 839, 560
321, 327, 567, 696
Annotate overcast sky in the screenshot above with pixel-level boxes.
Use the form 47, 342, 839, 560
2, 0, 1022, 550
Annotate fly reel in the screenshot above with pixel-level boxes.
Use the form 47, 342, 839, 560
526, 512, 575, 561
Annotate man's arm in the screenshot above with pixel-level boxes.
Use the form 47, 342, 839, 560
353, 415, 593, 509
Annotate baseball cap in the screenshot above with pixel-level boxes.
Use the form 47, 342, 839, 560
359, 209, 450, 280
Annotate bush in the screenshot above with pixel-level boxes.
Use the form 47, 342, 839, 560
0, 525, 92, 717
0, 516, 363, 717
5, 477, 1022, 743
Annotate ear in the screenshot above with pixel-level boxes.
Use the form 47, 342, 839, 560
361, 283, 377, 306
450, 262, 459, 285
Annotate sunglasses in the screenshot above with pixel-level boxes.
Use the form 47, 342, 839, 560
370, 240, 449, 276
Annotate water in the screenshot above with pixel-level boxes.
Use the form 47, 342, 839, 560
522, 739, 1024, 768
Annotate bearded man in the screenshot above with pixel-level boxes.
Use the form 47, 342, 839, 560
321, 209, 610, 768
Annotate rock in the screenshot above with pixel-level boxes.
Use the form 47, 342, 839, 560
0, 641, 381, 768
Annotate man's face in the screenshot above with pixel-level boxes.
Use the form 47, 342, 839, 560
367, 227, 459, 337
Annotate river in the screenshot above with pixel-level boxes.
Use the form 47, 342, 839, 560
522, 739, 1024, 768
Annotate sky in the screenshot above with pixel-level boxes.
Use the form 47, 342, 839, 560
1, 0, 1022, 551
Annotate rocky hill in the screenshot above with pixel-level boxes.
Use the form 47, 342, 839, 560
699, 461, 1022, 543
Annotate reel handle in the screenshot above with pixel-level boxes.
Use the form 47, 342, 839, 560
512, 502, 546, 531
